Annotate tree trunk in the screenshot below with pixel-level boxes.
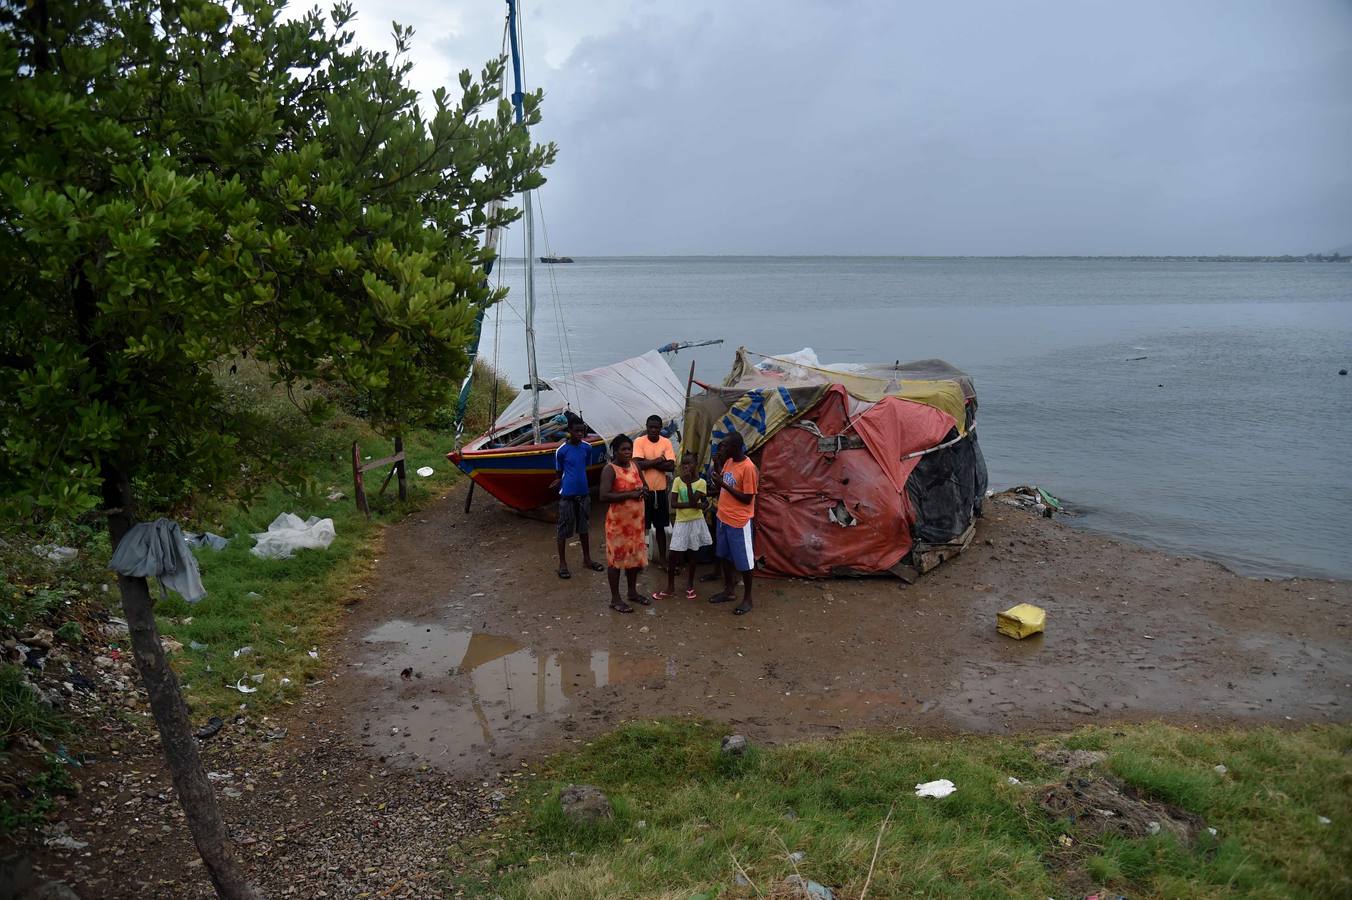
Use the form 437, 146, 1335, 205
394, 433, 407, 502
105, 470, 264, 900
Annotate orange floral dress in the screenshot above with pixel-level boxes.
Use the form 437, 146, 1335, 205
605, 462, 647, 570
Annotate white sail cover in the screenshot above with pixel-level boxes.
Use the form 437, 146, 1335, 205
493, 350, 686, 439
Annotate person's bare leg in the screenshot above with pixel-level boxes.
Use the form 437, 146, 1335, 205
686, 554, 698, 593
665, 551, 678, 595
608, 567, 631, 612
625, 567, 643, 603
580, 533, 598, 570
733, 570, 753, 615
710, 559, 738, 603
655, 525, 668, 570
556, 536, 569, 576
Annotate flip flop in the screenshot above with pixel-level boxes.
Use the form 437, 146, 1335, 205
630, 594, 652, 606
557, 567, 571, 579
685, 588, 698, 600
610, 600, 634, 614
708, 592, 737, 604
733, 603, 753, 616
585, 561, 605, 572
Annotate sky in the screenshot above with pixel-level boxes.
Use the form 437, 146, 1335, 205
332, 0, 1352, 256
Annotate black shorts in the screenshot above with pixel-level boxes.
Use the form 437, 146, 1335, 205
557, 495, 590, 539
643, 488, 670, 529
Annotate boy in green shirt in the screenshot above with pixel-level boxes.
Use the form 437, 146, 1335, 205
653, 451, 712, 600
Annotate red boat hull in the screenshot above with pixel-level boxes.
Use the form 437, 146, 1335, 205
448, 437, 607, 511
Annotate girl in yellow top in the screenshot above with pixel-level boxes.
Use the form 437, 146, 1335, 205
654, 452, 711, 601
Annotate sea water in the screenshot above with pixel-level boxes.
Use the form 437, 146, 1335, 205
483, 257, 1352, 579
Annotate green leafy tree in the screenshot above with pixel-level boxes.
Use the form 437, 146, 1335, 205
0, 0, 552, 894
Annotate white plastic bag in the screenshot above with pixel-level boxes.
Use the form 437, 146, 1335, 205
250, 512, 336, 560
915, 779, 956, 799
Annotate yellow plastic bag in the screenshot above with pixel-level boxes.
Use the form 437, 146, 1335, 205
998, 603, 1045, 639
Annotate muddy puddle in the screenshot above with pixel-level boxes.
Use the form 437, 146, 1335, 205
352, 620, 673, 768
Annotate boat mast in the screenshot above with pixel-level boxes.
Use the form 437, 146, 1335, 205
506, 0, 541, 443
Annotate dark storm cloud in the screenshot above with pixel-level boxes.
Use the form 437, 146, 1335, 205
351, 0, 1352, 255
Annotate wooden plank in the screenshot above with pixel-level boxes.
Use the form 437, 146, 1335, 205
359, 451, 405, 473
352, 441, 369, 518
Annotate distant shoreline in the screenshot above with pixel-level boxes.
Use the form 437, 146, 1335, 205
497, 254, 1351, 263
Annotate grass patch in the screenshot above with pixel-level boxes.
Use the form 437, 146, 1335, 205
1, 359, 515, 721
153, 360, 514, 717
462, 722, 1352, 899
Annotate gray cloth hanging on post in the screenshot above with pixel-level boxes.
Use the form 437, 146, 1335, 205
108, 518, 207, 603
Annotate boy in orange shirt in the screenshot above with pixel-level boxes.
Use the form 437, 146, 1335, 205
709, 432, 757, 615
632, 414, 676, 567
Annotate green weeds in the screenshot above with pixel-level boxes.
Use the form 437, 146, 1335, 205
463, 722, 1352, 899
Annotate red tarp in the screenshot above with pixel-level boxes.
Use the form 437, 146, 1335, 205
753, 387, 958, 578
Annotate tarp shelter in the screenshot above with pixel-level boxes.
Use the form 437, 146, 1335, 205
682, 348, 988, 578
493, 350, 686, 440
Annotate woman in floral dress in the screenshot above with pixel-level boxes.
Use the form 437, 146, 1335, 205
599, 434, 649, 613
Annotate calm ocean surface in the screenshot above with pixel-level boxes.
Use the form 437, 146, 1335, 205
482, 257, 1352, 580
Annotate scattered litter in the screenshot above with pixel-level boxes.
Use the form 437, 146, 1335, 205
246, 591, 262, 600
189, 641, 208, 652
1207, 827, 1218, 836
400, 667, 413, 680
1036, 777, 1206, 843
194, 716, 224, 740
232, 646, 254, 658
787, 850, 805, 863
265, 727, 287, 741
307, 647, 319, 659
991, 485, 1064, 517
1007, 776, 1022, 786
249, 512, 336, 560
1318, 815, 1331, 825
232, 678, 258, 694
160, 637, 183, 654
279, 677, 292, 687
1057, 833, 1074, 847
249, 673, 264, 683
43, 827, 88, 851
998, 603, 1046, 639
183, 531, 229, 551
206, 771, 232, 782
35, 544, 79, 564
915, 779, 956, 799
1213, 764, 1227, 775
783, 875, 835, 899
326, 490, 346, 501
416, 466, 435, 477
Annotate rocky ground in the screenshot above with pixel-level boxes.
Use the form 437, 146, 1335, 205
8, 485, 1351, 898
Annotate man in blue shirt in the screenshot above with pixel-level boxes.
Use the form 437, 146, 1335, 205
552, 420, 604, 578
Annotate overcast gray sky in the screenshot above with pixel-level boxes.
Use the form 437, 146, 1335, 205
339, 0, 1352, 256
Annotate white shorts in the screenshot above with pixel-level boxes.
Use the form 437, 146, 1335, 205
669, 517, 712, 552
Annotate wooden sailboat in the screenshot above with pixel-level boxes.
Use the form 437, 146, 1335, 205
448, 2, 700, 511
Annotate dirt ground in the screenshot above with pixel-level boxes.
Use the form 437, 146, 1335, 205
25, 485, 1352, 898
327, 485, 1351, 777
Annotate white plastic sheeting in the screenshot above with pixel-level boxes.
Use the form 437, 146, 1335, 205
493, 350, 686, 440
250, 512, 336, 560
